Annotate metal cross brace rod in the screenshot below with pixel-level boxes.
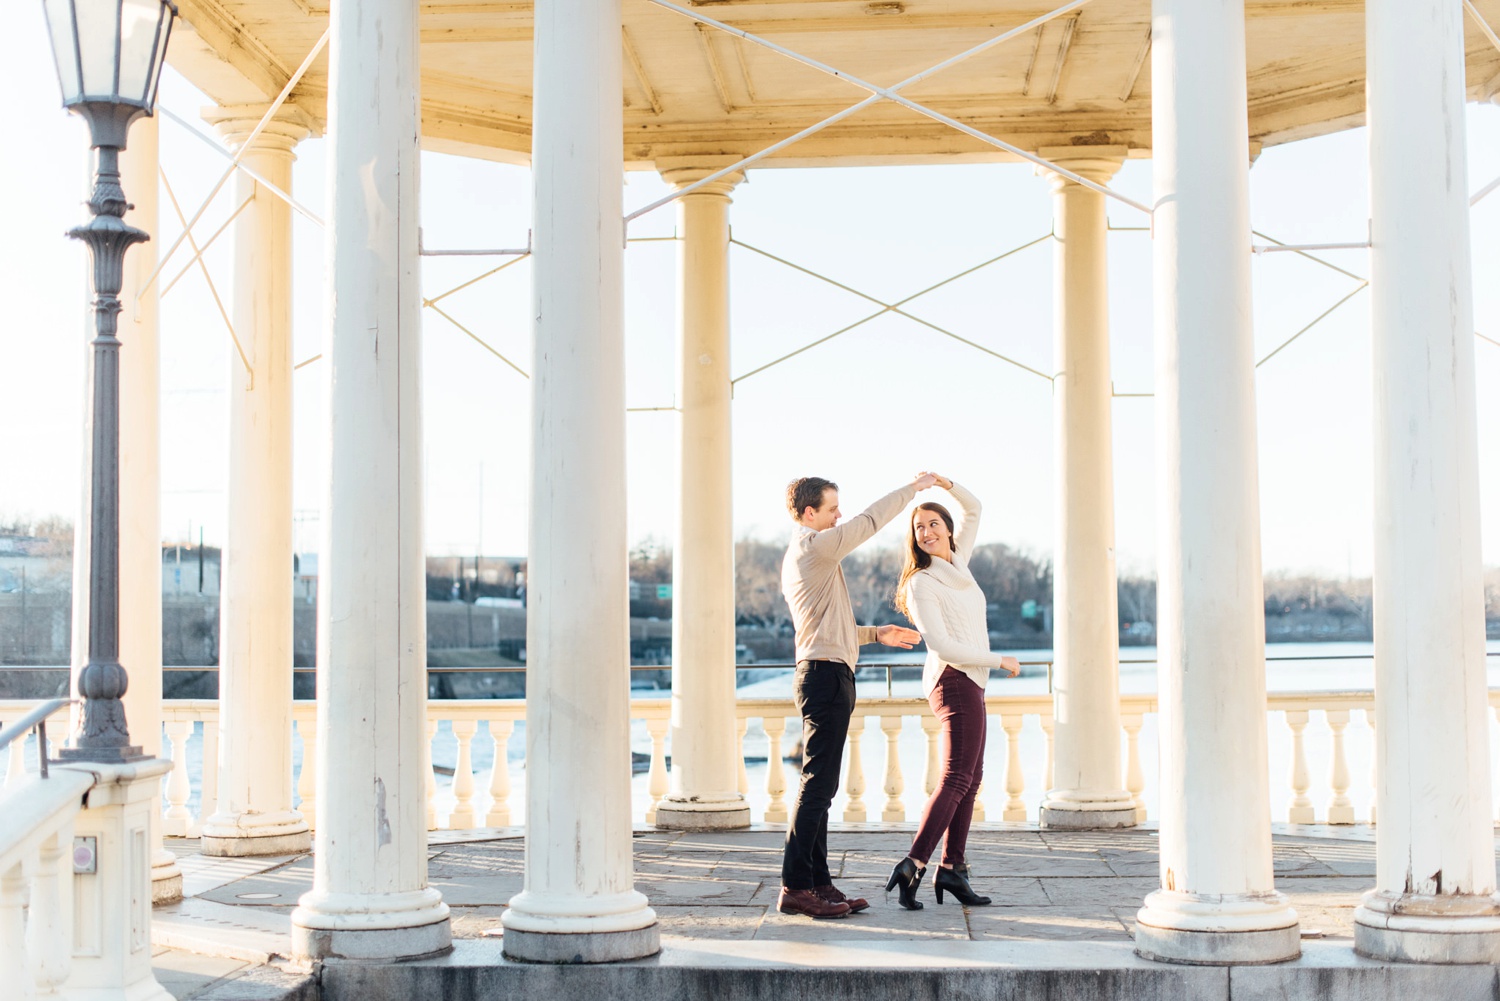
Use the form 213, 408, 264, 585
426, 254, 531, 309
139, 27, 331, 301
630, 0, 1152, 225
1255, 281, 1369, 369
160, 167, 252, 384
422, 299, 530, 379
159, 194, 254, 301
1252, 241, 1370, 255
1249, 230, 1367, 283
730, 232, 1054, 385
1473, 171, 1500, 207
157, 106, 325, 227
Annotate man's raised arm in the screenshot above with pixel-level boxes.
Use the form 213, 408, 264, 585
809, 474, 937, 562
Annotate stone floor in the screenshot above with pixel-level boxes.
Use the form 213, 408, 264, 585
148, 822, 1407, 997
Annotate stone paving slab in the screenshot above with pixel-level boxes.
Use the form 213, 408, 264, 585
151, 823, 1500, 997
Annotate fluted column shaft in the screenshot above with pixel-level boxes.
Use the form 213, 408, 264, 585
289, 0, 450, 962
1038, 149, 1135, 832
1354, 0, 1500, 965
1134, 0, 1299, 965
200, 105, 313, 858
655, 162, 749, 831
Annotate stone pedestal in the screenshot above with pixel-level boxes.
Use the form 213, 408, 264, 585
60, 758, 176, 1000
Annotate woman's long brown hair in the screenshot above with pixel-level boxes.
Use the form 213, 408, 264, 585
894, 502, 957, 619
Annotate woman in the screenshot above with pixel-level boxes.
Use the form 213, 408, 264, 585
884, 474, 1020, 910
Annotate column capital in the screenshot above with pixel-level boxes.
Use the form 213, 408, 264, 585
656, 156, 745, 197
203, 103, 319, 153
1035, 145, 1127, 192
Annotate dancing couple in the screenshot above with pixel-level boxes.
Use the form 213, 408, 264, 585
776, 472, 1020, 919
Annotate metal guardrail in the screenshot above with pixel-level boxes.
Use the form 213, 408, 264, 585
0, 698, 72, 778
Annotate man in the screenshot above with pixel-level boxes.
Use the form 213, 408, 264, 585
776, 472, 937, 918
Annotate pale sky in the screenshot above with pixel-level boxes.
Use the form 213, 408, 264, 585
2, 3, 1498, 578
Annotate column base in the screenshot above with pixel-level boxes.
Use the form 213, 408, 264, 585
1040, 793, 1138, 830
201, 811, 311, 857
502, 889, 660, 962
1354, 891, 1500, 964
654, 794, 751, 831
1134, 890, 1300, 965
291, 888, 452, 961
152, 848, 183, 905
502, 924, 662, 964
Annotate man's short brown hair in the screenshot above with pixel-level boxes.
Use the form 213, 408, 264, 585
787, 477, 837, 521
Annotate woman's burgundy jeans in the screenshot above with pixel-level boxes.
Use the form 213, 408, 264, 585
908, 666, 987, 867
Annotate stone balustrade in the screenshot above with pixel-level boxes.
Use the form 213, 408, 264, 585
0, 768, 96, 997
5, 688, 1491, 834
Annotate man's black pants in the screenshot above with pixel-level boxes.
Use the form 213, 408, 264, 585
781, 659, 856, 890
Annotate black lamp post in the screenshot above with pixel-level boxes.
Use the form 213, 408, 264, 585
41, 0, 177, 763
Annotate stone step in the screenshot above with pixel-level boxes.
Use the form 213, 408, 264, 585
318, 939, 1500, 1001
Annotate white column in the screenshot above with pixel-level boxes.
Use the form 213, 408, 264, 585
499, 0, 659, 962
70, 117, 181, 903
1353, 0, 1500, 965
654, 160, 749, 832
199, 105, 314, 858
1134, 0, 1299, 965
1037, 148, 1136, 832
289, 0, 450, 962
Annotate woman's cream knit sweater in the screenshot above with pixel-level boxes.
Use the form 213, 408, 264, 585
902, 482, 1010, 696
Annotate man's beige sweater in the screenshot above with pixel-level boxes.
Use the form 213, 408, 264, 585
782, 484, 917, 667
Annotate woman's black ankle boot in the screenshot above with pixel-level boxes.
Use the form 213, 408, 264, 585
934, 866, 991, 906
885, 858, 925, 910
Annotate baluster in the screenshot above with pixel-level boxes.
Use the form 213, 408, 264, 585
1002, 714, 1026, 821
1285, 710, 1314, 823
1367, 709, 1377, 825
162, 720, 193, 836
1326, 709, 1354, 824
296, 716, 318, 831
449, 719, 479, 829
764, 716, 788, 823
486, 719, 514, 827
1, 862, 30, 1000
645, 717, 669, 826
1122, 713, 1146, 822
880, 715, 905, 822
199, 718, 220, 837
735, 716, 749, 796
425, 719, 439, 830
843, 716, 867, 822
29, 831, 70, 998
1041, 714, 1055, 793
922, 714, 941, 796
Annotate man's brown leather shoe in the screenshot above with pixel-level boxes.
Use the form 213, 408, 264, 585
815, 884, 868, 913
778, 886, 850, 918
